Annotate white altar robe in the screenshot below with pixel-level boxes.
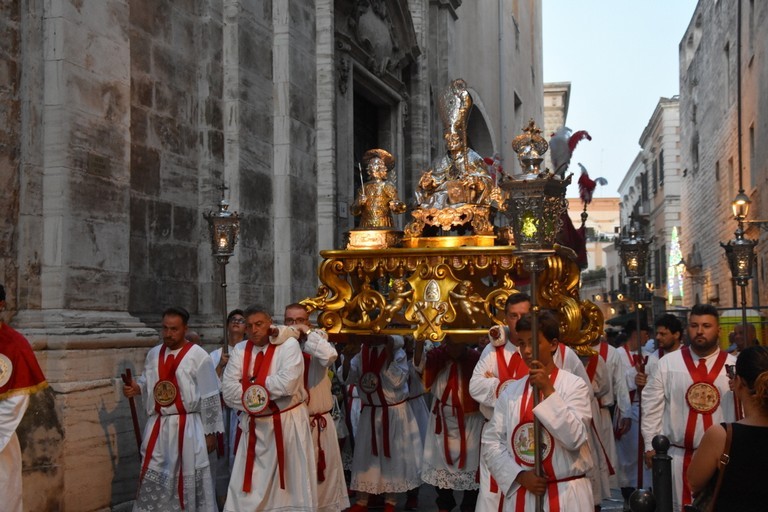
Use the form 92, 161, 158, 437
0, 395, 29, 512
344, 345, 422, 494
222, 338, 317, 512
302, 331, 349, 512
483, 369, 594, 512
134, 343, 224, 512
614, 344, 651, 489
422, 360, 483, 491
641, 348, 735, 511
470, 341, 523, 512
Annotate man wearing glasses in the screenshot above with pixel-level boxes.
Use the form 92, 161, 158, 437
209, 309, 247, 507
641, 304, 736, 511
285, 303, 350, 512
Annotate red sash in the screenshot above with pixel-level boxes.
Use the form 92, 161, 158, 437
360, 345, 392, 457
598, 341, 609, 363
433, 362, 468, 468
680, 347, 727, 505
623, 345, 646, 402
489, 346, 527, 499
139, 342, 194, 510
495, 346, 528, 395
302, 352, 311, 405
514, 368, 566, 512
585, 354, 599, 383
310, 411, 330, 482
240, 342, 279, 492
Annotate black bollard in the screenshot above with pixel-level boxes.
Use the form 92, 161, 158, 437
629, 488, 656, 512
651, 434, 673, 512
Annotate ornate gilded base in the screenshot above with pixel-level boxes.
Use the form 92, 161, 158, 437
404, 204, 494, 238
346, 229, 402, 250
301, 246, 603, 349
401, 235, 496, 248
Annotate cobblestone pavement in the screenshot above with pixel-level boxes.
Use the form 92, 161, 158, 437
350, 485, 627, 511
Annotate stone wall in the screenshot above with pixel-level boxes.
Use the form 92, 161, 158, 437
679, 0, 759, 307
1, 0, 543, 509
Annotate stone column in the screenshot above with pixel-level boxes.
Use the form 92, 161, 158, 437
316, 0, 337, 253
272, 0, 318, 311
11, 2, 156, 510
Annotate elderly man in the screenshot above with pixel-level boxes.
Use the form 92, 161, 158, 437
284, 302, 349, 512
222, 306, 317, 511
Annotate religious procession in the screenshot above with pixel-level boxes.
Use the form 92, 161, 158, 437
6, 73, 768, 512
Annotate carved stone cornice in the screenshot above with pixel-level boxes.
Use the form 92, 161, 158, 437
336, 0, 420, 80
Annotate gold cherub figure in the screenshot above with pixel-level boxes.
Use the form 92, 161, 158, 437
352, 149, 406, 229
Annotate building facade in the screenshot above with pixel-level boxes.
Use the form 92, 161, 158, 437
679, 0, 768, 310
616, 97, 682, 320
0, 0, 543, 509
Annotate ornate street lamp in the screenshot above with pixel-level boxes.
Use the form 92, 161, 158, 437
721, 202, 757, 334
616, 220, 651, 489
203, 194, 240, 469
501, 119, 570, 512
204, 196, 241, 354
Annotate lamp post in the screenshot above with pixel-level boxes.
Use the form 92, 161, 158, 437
204, 195, 240, 469
721, 195, 757, 337
203, 197, 241, 356
616, 220, 651, 489
502, 119, 570, 512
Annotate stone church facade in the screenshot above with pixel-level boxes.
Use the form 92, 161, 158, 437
1, 0, 542, 509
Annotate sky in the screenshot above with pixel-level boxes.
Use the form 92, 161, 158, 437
543, 0, 699, 199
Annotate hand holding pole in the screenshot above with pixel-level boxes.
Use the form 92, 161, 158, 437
121, 368, 143, 460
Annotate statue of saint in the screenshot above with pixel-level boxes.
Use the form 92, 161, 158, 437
352, 149, 406, 229
405, 79, 503, 240
413, 79, 493, 211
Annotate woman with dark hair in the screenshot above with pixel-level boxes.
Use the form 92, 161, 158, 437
687, 345, 768, 511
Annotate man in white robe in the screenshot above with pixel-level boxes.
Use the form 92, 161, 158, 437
416, 337, 483, 512
614, 321, 651, 502
123, 306, 223, 512
222, 307, 317, 511
581, 343, 617, 506
0, 284, 49, 512
483, 312, 594, 512
595, 336, 631, 491
639, 313, 683, 380
342, 335, 422, 512
284, 303, 350, 512
470, 292, 531, 512
209, 308, 247, 507
641, 304, 735, 511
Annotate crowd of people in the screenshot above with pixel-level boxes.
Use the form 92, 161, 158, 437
3, 277, 768, 512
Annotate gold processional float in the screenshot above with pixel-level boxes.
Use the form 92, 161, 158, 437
301, 79, 603, 354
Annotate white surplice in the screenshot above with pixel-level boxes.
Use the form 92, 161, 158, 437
582, 351, 615, 503
482, 368, 594, 512
421, 359, 483, 491
614, 343, 650, 489
599, 342, 630, 489
302, 331, 349, 512
134, 343, 224, 512
641, 348, 735, 511
469, 340, 523, 512
222, 338, 317, 512
0, 395, 29, 512
344, 345, 422, 494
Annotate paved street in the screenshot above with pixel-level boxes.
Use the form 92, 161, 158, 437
351, 485, 627, 511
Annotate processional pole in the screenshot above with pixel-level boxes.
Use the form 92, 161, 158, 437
204, 189, 241, 469
616, 220, 651, 489
503, 120, 571, 512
